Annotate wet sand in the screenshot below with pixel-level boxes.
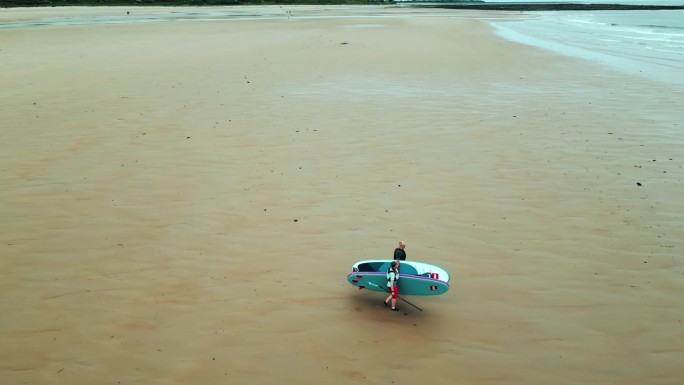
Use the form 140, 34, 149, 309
1, 6, 683, 385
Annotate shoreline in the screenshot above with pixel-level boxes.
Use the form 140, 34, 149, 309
3, 2, 684, 10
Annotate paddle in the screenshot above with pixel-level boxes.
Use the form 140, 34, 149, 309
367, 282, 423, 312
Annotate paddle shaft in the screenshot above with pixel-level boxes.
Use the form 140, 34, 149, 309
369, 282, 423, 312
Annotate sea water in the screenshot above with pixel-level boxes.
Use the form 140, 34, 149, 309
490, 1, 684, 86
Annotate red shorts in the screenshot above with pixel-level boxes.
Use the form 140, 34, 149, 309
391, 285, 399, 299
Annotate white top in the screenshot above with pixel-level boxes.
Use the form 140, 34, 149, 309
387, 270, 398, 288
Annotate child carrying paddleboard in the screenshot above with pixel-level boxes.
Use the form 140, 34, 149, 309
384, 261, 400, 311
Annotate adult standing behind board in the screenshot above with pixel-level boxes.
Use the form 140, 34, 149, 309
393, 241, 407, 261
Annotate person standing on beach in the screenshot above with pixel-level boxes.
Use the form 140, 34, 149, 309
384, 261, 400, 311
394, 241, 407, 261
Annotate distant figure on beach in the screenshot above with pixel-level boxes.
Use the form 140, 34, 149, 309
384, 261, 400, 311
393, 241, 407, 261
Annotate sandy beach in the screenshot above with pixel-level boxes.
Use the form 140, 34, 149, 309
1, 5, 683, 385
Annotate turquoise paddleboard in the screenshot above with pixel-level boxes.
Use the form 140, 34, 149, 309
347, 259, 450, 296
351, 260, 450, 282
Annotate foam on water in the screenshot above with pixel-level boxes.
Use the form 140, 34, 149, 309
492, 10, 684, 86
